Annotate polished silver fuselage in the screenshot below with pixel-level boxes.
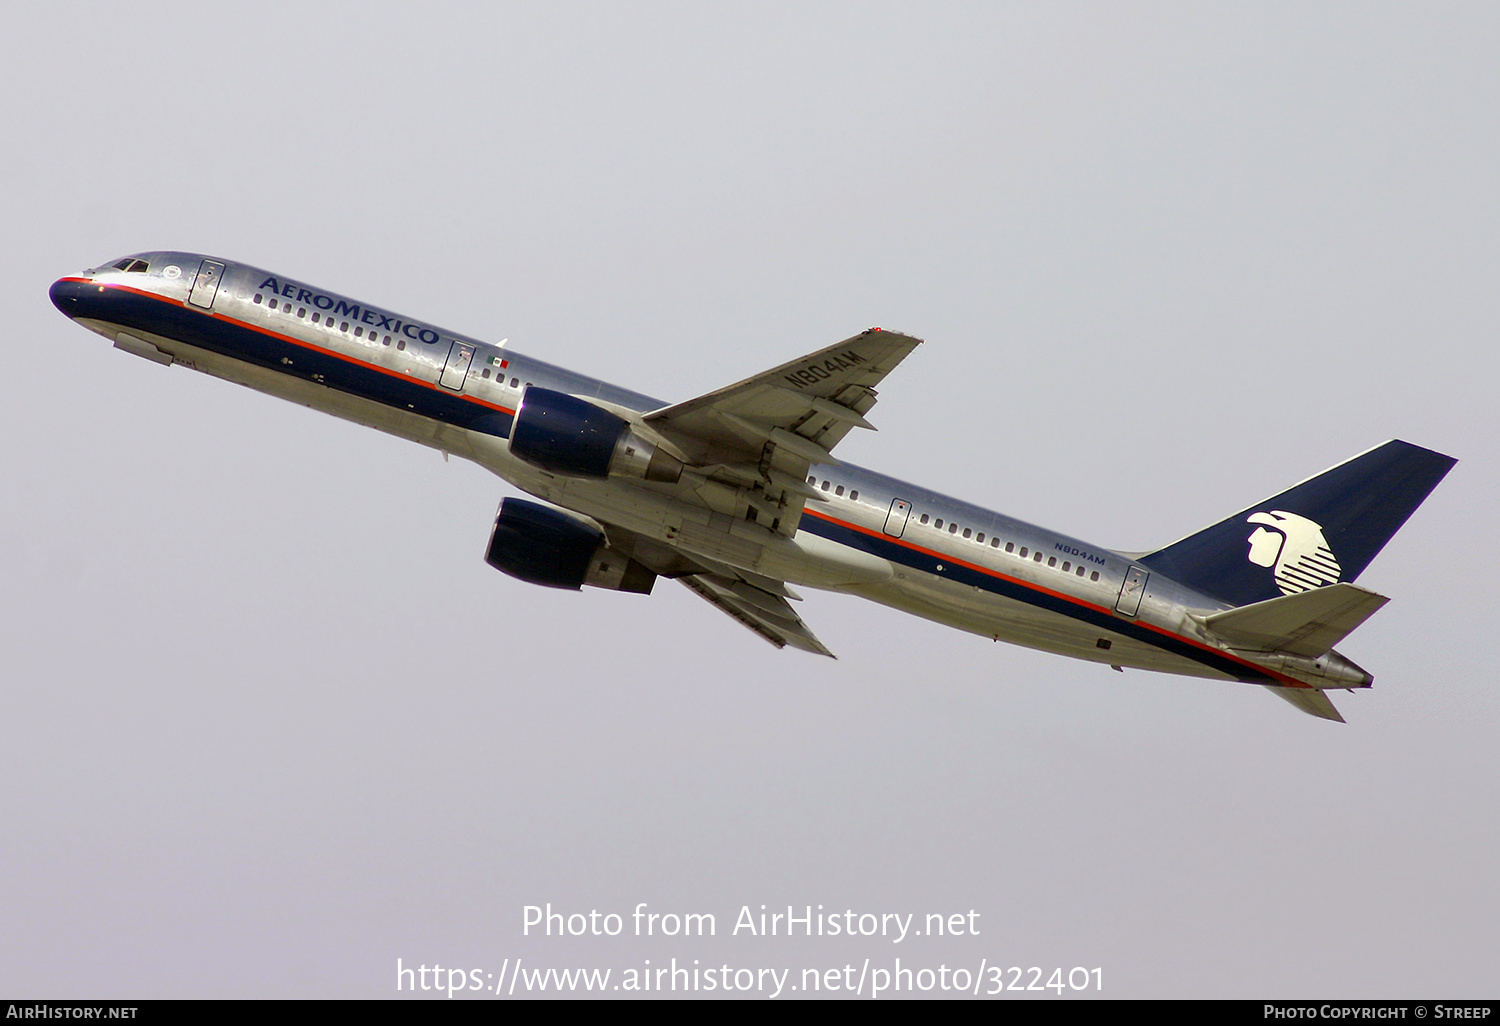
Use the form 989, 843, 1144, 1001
52, 252, 1368, 694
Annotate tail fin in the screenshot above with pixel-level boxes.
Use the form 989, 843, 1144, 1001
1141, 440, 1455, 607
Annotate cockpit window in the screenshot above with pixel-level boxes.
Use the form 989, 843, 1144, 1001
112, 258, 132, 270
110, 258, 150, 273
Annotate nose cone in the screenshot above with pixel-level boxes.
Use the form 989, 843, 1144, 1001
50, 276, 88, 318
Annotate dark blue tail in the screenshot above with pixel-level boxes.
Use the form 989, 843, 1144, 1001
1141, 440, 1456, 607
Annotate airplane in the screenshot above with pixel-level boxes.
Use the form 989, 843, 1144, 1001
50, 252, 1456, 722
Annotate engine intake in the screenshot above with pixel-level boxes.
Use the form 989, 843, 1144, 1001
484, 497, 655, 593
509, 387, 682, 483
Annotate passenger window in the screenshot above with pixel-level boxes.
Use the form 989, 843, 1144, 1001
297, 307, 306, 318
1076, 566, 1085, 577
1048, 557, 1057, 568
1019, 547, 1027, 558
253, 294, 263, 304
835, 485, 844, 497
511, 377, 519, 387
949, 523, 958, 534
1062, 561, 1070, 572
482, 368, 491, 379
1005, 542, 1013, 552
963, 528, 972, 539
1090, 571, 1100, 582
397, 340, 406, 350
849, 490, 858, 501
310, 313, 319, 323
991, 538, 1001, 548
935, 519, 943, 529
821, 480, 830, 491
808, 476, 816, 484
919, 514, 929, 525
340, 321, 350, 332
354, 327, 363, 337
268, 299, 278, 311
976, 533, 984, 543
1034, 552, 1043, 562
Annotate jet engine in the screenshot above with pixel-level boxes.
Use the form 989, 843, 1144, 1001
508, 387, 683, 483
484, 497, 655, 593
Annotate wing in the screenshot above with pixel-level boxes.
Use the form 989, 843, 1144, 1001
677, 574, 835, 658
595, 520, 835, 657
641, 327, 922, 537
563, 330, 922, 656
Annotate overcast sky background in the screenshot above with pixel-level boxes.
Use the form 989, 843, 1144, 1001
3, 3, 1496, 999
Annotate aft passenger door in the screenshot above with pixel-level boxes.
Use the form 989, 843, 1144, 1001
1115, 566, 1149, 618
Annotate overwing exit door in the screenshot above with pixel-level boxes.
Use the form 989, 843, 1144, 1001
883, 498, 912, 538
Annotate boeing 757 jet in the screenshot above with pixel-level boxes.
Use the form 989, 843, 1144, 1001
50, 253, 1456, 721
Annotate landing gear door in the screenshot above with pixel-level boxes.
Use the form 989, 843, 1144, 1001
1115, 566, 1149, 618
187, 259, 226, 310
440, 341, 476, 391
883, 498, 912, 538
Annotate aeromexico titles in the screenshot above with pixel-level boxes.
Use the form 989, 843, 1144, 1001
50, 253, 1456, 722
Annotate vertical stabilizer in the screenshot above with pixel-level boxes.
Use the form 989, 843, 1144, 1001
1142, 440, 1455, 607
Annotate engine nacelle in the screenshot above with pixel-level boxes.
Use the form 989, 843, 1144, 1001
483, 497, 655, 593
509, 387, 683, 483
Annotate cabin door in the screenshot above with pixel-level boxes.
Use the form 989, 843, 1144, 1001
440, 341, 476, 390
883, 498, 912, 538
187, 259, 226, 310
1115, 566, 1149, 618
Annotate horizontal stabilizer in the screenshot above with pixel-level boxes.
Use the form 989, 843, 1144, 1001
1263, 685, 1346, 722
678, 574, 835, 658
1204, 583, 1388, 657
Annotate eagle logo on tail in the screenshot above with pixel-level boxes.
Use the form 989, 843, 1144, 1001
1245, 510, 1342, 595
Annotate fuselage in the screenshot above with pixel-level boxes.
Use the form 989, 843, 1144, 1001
49, 252, 1371, 695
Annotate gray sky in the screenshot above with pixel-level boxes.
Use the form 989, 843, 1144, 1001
3, 3, 1496, 999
